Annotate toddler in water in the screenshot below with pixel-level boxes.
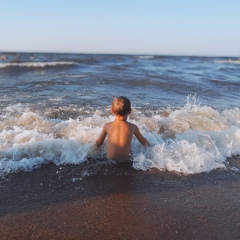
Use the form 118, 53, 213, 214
96, 96, 150, 163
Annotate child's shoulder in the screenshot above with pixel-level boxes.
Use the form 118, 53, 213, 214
103, 120, 115, 129
104, 121, 112, 127
127, 121, 138, 129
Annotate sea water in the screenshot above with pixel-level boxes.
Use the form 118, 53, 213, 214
0, 52, 240, 175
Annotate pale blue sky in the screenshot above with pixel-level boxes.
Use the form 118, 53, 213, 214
1, 0, 239, 56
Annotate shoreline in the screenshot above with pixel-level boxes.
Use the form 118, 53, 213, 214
0, 158, 240, 240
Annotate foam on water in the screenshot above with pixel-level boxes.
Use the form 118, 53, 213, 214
0, 61, 77, 69
0, 98, 240, 176
136, 55, 155, 59
215, 59, 240, 65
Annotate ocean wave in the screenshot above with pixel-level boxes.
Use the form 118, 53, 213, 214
136, 55, 155, 59
215, 59, 240, 64
1, 100, 240, 176
0, 61, 78, 69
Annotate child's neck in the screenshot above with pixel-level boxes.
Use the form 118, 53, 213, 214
114, 115, 128, 121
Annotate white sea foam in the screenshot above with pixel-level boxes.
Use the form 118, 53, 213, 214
0, 61, 77, 69
0, 100, 240, 176
49, 97, 64, 102
215, 59, 240, 64
136, 55, 155, 59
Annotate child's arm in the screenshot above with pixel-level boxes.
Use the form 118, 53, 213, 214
133, 125, 151, 146
96, 124, 107, 147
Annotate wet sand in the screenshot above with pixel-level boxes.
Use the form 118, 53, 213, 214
0, 158, 240, 240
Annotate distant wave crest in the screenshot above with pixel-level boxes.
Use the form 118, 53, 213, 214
0, 61, 78, 69
216, 59, 240, 64
136, 55, 155, 59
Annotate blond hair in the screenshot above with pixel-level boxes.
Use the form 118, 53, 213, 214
111, 96, 131, 116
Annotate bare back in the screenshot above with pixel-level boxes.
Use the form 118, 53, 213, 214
96, 117, 150, 161
106, 120, 134, 160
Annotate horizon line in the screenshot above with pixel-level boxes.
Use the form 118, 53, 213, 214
0, 50, 238, 58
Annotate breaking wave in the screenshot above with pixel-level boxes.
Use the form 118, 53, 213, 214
0, 61, 78, 70
1, 98, 240, 176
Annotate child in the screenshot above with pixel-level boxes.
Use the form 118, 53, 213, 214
96, 96, 150, 162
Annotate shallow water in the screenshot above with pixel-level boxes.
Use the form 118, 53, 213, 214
0, 52, 240, 175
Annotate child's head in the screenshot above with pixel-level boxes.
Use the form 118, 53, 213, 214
111, 96, 131, 116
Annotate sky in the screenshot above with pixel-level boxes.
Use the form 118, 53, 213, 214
1, 0, 239, 56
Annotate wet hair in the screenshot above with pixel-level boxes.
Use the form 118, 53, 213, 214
112, 96, 131, 116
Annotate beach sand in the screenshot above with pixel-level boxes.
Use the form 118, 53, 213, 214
0, 157, 240, 240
